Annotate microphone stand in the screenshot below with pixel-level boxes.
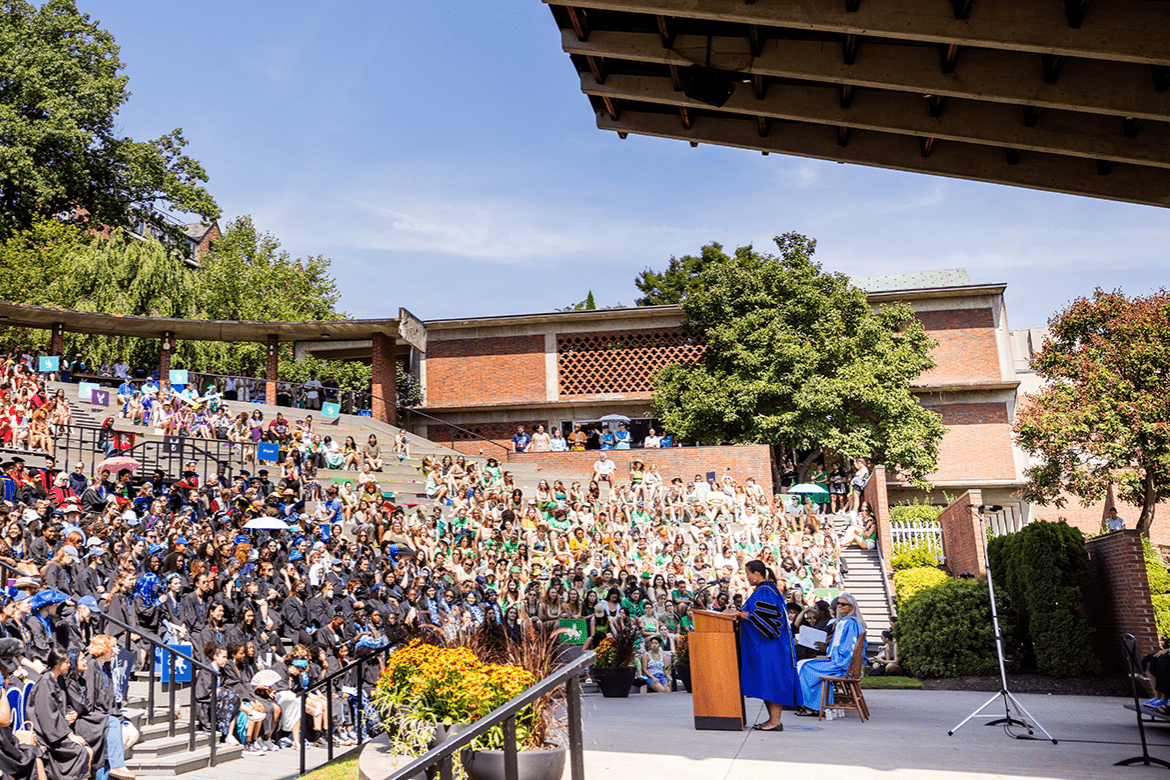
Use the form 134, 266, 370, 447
948, 506, 1056, 743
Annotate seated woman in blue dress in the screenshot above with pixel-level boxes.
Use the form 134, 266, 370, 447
794, 592, 865, 716
736, 560, 797, 731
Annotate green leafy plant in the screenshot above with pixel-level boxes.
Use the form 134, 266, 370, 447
893, 567, 949, 606
987, 521, 1100, 677
1144, 538, 1170, 597
892, 541, 942, 571
593, 620, 639, 668
894, 577, 1008, 677
1155, 595, 1170, 646
673, 633, 689, 666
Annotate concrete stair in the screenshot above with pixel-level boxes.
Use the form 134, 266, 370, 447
116, 688, 244, 776
839, 545, 894, 653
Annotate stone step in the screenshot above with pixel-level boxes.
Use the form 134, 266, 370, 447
128, 731, 216, 760
125, 742, 243, 775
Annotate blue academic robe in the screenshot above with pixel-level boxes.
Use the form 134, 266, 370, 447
796, 615, 862, 708
738, 581, 798, 706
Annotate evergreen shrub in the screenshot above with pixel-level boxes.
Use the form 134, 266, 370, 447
895, 578, 1006, 677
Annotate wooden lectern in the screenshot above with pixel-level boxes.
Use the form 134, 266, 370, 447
690, 610, 744, 731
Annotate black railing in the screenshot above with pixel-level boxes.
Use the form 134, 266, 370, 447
398, 406, 510, 454
297, 642, 398, 775
387, 651, 593, 780
0, 558, 220, 764
50, 423, 255, 483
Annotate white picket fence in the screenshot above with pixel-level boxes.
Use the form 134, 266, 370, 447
891, 521, 943, 555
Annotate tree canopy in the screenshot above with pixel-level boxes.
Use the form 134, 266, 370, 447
634, 242, 734, 306
651, 234, 945, 485
1014, 289, 1170, 537
0, 0, 218, 247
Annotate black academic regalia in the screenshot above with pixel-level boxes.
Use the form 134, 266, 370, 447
280, 595, 308, 639
0, 725, 41, 780
75, 566, 105, 599
26, 674, 90, 780
306, 594, 334, 629
43, 562, 73, 594
179, 592, 210, 635
81, 657, 121, 718
23, 614, 53, 664
53, 615, 87, 666
196, 624, 227, 659
61, 674, 108, 770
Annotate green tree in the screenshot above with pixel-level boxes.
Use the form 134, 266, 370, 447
651, 234, 945, 486
0, 0, 218, 246
1014, 289, 1170, 537
560, 290, 598, 312
0, 217, 87, 306
635, 243, 733, 305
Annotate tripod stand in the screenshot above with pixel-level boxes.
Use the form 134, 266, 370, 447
948, 505, 1057, 744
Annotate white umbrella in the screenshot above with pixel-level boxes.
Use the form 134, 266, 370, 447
599, 414, 631, 423
243, 517, 289, 530
789, 483, 829, 494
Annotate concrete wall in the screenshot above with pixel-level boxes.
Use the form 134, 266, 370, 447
1084, 530, 1160, 666
509, 445, 774, 497
939, 490, 988, 577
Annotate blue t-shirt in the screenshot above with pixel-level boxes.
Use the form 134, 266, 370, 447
512, 432, 531, 452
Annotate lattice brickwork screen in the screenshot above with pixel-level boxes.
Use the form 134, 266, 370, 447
557, 328, 705, 396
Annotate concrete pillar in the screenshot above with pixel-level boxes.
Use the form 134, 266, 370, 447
265, 334, 279, 406
50, 323, 65, 357
371, 332, 397, 425
158, 331, 174, 377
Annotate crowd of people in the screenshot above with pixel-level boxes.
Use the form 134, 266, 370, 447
0, 356, 888, 778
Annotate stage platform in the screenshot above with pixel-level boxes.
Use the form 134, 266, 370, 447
185, 688, 1166, 780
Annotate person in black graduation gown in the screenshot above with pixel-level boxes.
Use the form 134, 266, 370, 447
60, 658, 108, 775
23, 589, 68, 665
158, 574, 188, 644
82, 635, 139, 780
195, 603, 229, 654
306, 582, 336, 632
27, 647, 91, 780
280, 578, 311, 646
0, 638, 41, 780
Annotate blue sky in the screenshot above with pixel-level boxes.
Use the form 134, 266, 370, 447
82, 0, 1170, 330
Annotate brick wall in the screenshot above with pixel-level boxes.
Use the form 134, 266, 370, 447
1084, 531, 1160, 667
510, 445, 774, 497
371, 332, 397, 425
557, 328, 704, 397
426, 421, 548, 457
863, 465, 893, 568
426, 336, 546, 406
1031, 491, 1170, 549
926, 402, 1017, 481
916, 308, 1001, 384
939, 490, 988, 577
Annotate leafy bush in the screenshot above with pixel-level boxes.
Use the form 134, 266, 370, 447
987, 521, 1100, 677
890, 499, 944, 571
894, 578, 1007, 677
894, 567, 949, 606
1144, 538, 1170, 597
1155, 595, 1170, 646
892, 541, 942, 571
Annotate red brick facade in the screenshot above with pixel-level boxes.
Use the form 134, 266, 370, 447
939, 490, 988, 577
510, 445, 774, 497
265, 334, 279, 406
924, 402, 1016, 482
158, 331, 174, 377
371, 332, 397, 425
916, 308, 1001, 384
426, 336, 546, 406
1084, 531, 1160, 665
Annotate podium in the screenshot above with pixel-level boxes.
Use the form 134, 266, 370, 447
690, 610, 744, 731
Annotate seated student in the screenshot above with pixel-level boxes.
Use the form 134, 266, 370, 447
868, 629, 902, 677
28, 646, 92, 780
82, 636, 139, 780
195, 644, 242, 743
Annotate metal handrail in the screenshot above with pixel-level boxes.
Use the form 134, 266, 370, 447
297, 642, 397, 774
398, 406, 510, 454
0, 557, 220, 765
387, 651, 593, 780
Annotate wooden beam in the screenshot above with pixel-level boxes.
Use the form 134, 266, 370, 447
753, 73, 766, 99
679, 105, 692, 129
939, 43, 959, 74
1065, 0, 1091, 29
562, 30, 1170, 121
595, 109, 1170, 207
1041, 54, 1066, 83
928, 95, 947, 118
1123, 117, 1145, 138
1005, 147, 1022, 165
758, 115, 770, 136
547, 0, 1170, 66
602, 95, 621, 120
656, 14, 674, 48
566, 6, 590, 41
586, 55, 607, 84
951, 0, 974, 20
580, 72, 1170, 168
844, 34, 860, 66
1023, 105, 1044, 127
838, 125, 851, 146
1096, 158, 1114, 175
749, 24, 764, 57
920, 136, 936, 157
840, 83, 855, 109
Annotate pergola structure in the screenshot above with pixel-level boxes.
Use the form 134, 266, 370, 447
544, 0, 1170, 206
0, 301, 428, 424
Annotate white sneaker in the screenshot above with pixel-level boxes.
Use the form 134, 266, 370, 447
225, 735, 241, 746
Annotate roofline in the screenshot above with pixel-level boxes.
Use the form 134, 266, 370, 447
424, 305, 681, 330
864, 283, 1008, 302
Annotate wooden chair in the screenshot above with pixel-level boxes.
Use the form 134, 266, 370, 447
817, 631, 869, 722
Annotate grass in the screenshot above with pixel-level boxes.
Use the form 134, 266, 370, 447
859, 676, 925, 690
298, 753, 360, 780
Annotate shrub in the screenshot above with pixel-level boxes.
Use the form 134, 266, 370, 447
894, 567, 949, 606
1155, 595, 1170, 646
895, 577, 1008, 677
892, 541, 942, 571
1144, 538, 1170, 597
987, 521, 1100, 677
890, 499, 944, 571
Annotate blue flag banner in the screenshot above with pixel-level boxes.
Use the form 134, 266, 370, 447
154, 643, 193, 683
257, 442, 280, 463
169, 369, 188, 385
78, 381, 100, 403
38, 356, 59, 373
112, 648, 136, 703
321, 401, 340, 419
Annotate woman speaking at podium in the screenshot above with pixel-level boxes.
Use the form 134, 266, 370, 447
735, 560, 798, 731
